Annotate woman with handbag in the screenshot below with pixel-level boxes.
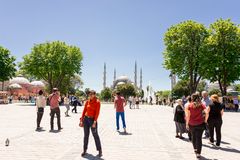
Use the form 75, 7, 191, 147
35, 90, 46, 131
79, 90, 102, 157
185, 93, 208, 159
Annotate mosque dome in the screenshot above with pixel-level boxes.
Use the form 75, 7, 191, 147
9, 77, 30, 85
30, 81, 45, 87
116, 76, 130, 81
117, 82, 126, 86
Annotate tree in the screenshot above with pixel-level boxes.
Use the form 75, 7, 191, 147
156, 90, 171, 99
235, 84, 240, 92
196, 80, 207, 93
116, 83, 136, 98
172, 80, 190, 99
19, 41, 83, 93
163, 20, 208, 94
100, 87, 112, 101
209, 89, 221, 96
0, 46, 16, 91
201, 19, 240, 96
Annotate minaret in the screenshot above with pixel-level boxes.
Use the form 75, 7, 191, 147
103, 63, 106, 89
140, 68, 143, 90
114, 68, 116, 81
134, 61, 137, 87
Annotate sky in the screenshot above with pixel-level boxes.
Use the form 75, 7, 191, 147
0, 0, 240, 92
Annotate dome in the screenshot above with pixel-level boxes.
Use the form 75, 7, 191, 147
117, 82, 126, 86
10, 77, 30, 85
8, 83, 22, 89
30, 81, 45, 87
116, 76, 129, 81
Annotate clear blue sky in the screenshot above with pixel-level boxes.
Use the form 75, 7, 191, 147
0, 0, 240, 92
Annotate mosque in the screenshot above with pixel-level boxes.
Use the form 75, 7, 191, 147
103, 61, 143, 90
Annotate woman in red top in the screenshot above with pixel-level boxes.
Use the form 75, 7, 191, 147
79, 90, 102, 157
185, 93, 208, 159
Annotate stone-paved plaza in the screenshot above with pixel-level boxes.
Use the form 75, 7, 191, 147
0, 103, 239, 160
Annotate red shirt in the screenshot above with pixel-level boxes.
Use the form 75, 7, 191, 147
188, 103, 206, 126
49, 93, 60, 109
114, 96, 126, 112
81, 98, 100, 122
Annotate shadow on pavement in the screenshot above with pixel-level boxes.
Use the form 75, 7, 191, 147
49, 130, 61, 133
82, 153, 104, 160
35, 129, 46, 132
200, 156, 217, 160
203, 144, 240, 153
117, 131, 132, 136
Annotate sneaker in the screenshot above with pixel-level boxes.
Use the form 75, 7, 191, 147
175, 135, 180, 138
179, 136, 185, 139
58, 128, 63, 131
215, 145, 221, 149
124, 128, 127, 133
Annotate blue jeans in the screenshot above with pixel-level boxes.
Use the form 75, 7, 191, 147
116, 112, 126, 130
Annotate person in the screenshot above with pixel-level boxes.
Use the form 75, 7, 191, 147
35, 90, 46, 130
135, 96, 140, 109
49, 88, 62, 131
132, 96, 136, 109
128, 96, 133, 109
149, 96, 153, 105
184, 96, 192, 141
72, 96, 78, 113
207, 94, 224, 147
233, 98, 239, 112
64, 95, 70, 117
174, 99, 186, 139
201, 91, 212, 138
114, 92, 127, 133
185, 93, 208, 159
79, 90, 102, 157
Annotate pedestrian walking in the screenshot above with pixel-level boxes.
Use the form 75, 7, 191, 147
174, 99, 186, 139
49, 88, 62, 131
201, 91, 212, 138
132, 96, 136, 109
35, 90, 46, 131
128, 96, 133, 109
184, 96, 192, 141
233, 98, 239, 112
207, 94, 224, 147
135, 96, 140, 109
185, 93, 208, 159
114, 92, 127, 133
72, 96, 78, 113
64, 95, 70, 117
79, 90, 102, 157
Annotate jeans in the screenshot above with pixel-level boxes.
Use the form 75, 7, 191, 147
189, 123, 205, 154
83, 117, 102, 151
37, 108, 44, 128
72, 105, 77, 113
208, 119, 222, 146
116, 112, 126, 130
50, 107, 61, 130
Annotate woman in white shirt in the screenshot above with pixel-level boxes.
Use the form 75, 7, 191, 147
64, 95, 70, 116
36, 90, 46, 130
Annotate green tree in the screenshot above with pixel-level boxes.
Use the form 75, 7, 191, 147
0, 46, 16, 91
116, 83, 136, 98
209, 89, 221, 96
100, 87, 112, 101
201, 19, 240, 96
235, 84, 240, 92
19, 41, 83, 93
196, 80, 207, 93
172, 80, 190, 98
156, 90, 171, 99
163, 20, 208, 94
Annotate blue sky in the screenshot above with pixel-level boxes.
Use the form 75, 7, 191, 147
0, 0, 240, 92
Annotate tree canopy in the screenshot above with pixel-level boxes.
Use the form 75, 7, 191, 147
19, 41, 83, 92
100, 87, 112, 101
201, 19, 240, 96
116, 83, 136, 98
163, 20, 208, 94
0, 46, 16, 90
